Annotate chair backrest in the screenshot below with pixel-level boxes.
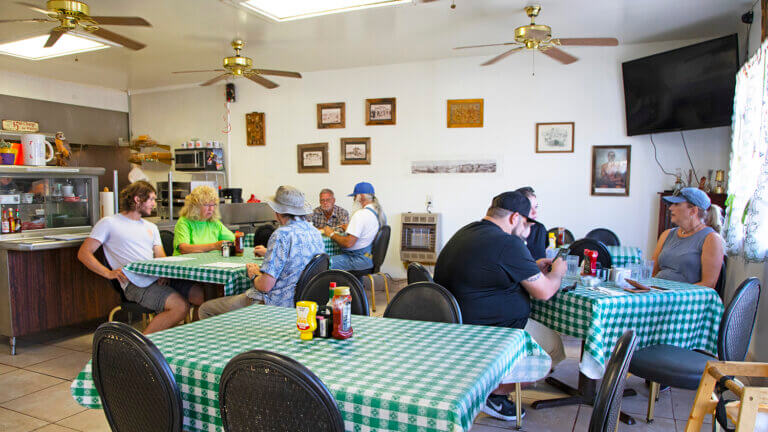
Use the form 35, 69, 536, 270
370, 225, 391, 273
160, 230, 175, 256
714, 255, 728, 301
293, 253, 330, 304
406, 262, 434, 284
92, 322, 183, 432
585, 228, 621, 246
383, 282, 462, 324
568, 238, 613, 269
718, 277, 761, 362
300, 270, 370, 316
219, 350, 344, 432
589, 330, 638, 432
252, 224, 276, 247
547, 227, 575, 245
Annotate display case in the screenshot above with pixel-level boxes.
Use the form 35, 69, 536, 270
0, 165, 103, 238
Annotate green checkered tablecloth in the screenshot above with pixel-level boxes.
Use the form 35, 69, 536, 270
560, 245, 643, 267
244, 232, 342, 256
71, 304, 551, 432
531, 276, 723, 379
124, 250, 263, 296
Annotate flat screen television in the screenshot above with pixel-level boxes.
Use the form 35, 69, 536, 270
622, 34, 739, 136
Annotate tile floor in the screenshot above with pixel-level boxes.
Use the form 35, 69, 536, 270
0, 280, 710, 431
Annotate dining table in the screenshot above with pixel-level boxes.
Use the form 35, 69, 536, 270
244, 232, 342, 256
561, 244, 644, 267
71, 304, 552, 432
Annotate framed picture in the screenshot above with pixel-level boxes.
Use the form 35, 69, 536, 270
591, 145, 631, 196
536, 122, 574, 153
245, 112, 265, 146
340, 137, 371, 165
365, 98, 396, 125
297, 143, 329, 173
317, 102, 345, 129
447, 99, 483, 128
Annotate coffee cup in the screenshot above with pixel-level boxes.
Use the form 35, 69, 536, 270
62, 185, 74, 197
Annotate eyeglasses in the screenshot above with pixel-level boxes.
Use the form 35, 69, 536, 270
202, 203, 216, 208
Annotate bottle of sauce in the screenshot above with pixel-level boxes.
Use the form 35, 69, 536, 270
14, 208, 21, 233
331, 286, 353, 340
1, 210, 9, 234
7, 208, 14, 233
582, 249, 598, 276
295, 301, 318, 340
548, 232, 556, 250
234, 231, 244, 256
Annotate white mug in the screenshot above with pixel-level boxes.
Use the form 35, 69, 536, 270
21, 134, 54, 166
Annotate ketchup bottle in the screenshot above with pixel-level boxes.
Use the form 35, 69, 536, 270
331, 286, 353, 340
582, 249, 598, 276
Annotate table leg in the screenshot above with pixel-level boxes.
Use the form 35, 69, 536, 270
9, 337, 15, 356
515, 382, 522, 430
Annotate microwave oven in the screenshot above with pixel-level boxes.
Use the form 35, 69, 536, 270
175, 148, 224, 171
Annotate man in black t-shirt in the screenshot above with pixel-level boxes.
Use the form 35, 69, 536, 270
434, 191, 566, 422
515, 186, 548, 260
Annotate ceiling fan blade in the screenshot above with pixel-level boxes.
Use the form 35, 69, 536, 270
556, 38, 618, 46
172, 69, 226, 74
541, 46, 578, 64
0, 18, 50, 23
481, 46, 525, 66
246, 73, 279, 89
200, 73, 230, 86
252, 69, 302, 79
90, 16, 151, 26
44, 29, 65, 47
90, 27, 146, 50
15, 2, 55, 16
454, 42, 517, 50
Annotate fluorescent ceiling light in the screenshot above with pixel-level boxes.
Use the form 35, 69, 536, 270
0, 33, 109, 60
241, 0, 411, 22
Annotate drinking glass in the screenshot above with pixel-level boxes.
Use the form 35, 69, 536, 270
566, 255, 580, 276
641, 260, 654, 280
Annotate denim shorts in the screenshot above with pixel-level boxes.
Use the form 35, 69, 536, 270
124, 279, 195, 313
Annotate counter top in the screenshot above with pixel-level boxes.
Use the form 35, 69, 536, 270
0, 228, 91, 251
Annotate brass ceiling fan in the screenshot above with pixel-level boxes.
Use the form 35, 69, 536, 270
1, 1, 151, 50
172, 39, 302, 89
455, 5, 618, 66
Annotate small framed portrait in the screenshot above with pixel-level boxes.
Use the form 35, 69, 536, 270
536, 122, 574, 153
447, 99, 483, 128
297, 143, 329, 173
317, 102, 345, 129
365, 97, 396, 125
340, 137, 371, 165
591, 145, 631, 196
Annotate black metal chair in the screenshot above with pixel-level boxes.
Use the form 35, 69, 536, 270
160, 230, 175, 256
219, 350, 344, 432
406, 262, 434, 284
293, 253, 330, 305
92, 322, 183, 432
348, 225, 391, 312
585, 228, 621, 246
588, 330, 638, 432
252, 224, 276, 247
715, 255, 728, 301
547, 227, 575, 245
96, 248, 155, 325
299, 270, 370, 316
383, 282, 462, 324
629, 277, 761, 422
568, 238, 613, 269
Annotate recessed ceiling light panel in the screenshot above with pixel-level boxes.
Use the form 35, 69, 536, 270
0, 33, 109, 61
241, 0, 412, 22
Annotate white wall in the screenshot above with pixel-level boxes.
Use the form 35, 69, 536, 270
130, 39, 731, 278
0, 70, 128, 112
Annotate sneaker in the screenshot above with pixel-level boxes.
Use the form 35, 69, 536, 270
481, 394, 527, 421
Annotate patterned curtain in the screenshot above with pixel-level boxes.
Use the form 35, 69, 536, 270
724, 39, 768, 262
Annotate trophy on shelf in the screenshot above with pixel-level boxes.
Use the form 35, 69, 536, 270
714, 170, 725, 193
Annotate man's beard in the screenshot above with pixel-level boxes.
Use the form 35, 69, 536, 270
139, 206, 153, 217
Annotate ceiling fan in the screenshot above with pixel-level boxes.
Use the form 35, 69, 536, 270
172, 39, 302, 89
454, 5, 618, 66
1, 1, 151, 50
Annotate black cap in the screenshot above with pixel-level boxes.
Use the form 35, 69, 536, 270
491, 191, 537, 224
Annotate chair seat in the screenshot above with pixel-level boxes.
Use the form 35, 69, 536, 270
348, 268, 374, 277
629, 344, 715, 390
121, 301, 155, 315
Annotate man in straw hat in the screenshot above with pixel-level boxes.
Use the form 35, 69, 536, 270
199, 185, 324, 318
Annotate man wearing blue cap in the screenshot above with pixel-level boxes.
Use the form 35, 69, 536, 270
323, 181, 386, 271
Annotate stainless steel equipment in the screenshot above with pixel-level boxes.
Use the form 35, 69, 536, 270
156, 180, 190, 219
175, 148, 224, 171
219, 202, 276, 233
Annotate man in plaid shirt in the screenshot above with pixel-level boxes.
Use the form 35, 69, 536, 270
310, 188, 350, 230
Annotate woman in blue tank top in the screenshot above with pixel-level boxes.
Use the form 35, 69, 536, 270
650, 188, 724, 287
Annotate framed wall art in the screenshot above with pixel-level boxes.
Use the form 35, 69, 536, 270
365, 98, 396, 125
297, 143, 329, 173
317, 102, 345, 129
591, 145, 631, 196
340, 137, 371, 165
245, 112, 265, 146
447, 99, 483, 128
536, 122, 574, 153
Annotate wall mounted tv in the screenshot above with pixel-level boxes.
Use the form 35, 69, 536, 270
622, 34, 739, 136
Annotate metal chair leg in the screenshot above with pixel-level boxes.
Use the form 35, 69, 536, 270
380, 272, 390, 304
515, 382, 523, 430
367, 274, 376, 312
647, 381, 659, 423
108, 306, 121, 322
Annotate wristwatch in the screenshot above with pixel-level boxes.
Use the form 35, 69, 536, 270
250, 272, 259, 281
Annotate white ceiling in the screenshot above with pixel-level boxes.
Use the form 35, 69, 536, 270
0, 0, 755, 91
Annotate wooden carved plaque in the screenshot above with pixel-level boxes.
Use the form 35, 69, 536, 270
246, 112, 265, 146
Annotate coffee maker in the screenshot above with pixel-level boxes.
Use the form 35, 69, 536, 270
220, 188, 243, 203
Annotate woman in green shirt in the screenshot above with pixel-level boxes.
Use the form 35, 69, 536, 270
174, 186, 235, 255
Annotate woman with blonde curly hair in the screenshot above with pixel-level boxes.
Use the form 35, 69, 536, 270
173, 186, 235, 255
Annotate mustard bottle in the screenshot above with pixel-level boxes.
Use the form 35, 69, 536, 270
296, 301, 318, 340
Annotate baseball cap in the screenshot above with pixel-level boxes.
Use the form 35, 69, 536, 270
492, 191, 538, 224
663, 187, 711, 210
348, 181, 375, 196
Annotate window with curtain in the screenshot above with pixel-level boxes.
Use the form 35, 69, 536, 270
724, 39, 768, 262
